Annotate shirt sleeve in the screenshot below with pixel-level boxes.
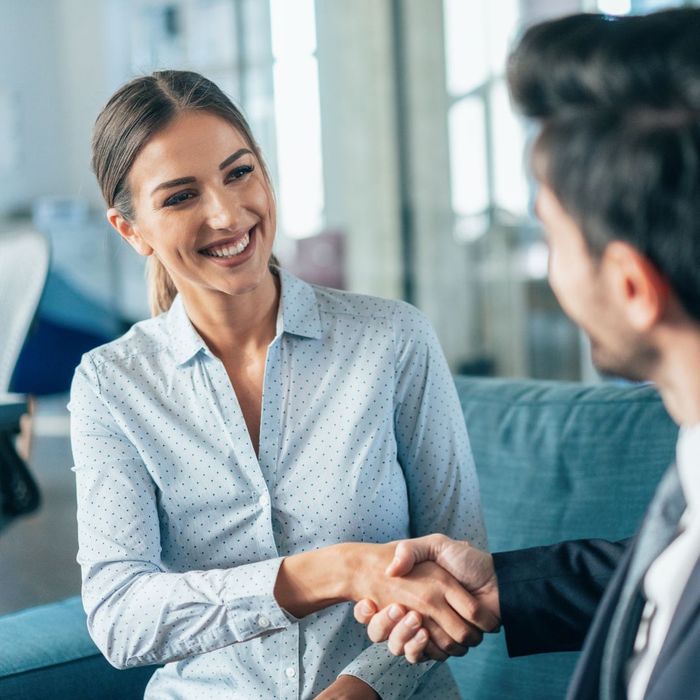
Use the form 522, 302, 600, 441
340, 302, 487, 698
69, 356, 292, 670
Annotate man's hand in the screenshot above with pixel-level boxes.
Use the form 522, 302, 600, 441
353, 535, 500, 663
314, 674, 379, 699
345, 542, 489, 658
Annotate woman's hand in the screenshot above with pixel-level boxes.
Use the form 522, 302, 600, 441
353, 535, 500, 663
342, 542, 486, 658
274, 540, 487, 658
314, 675, 379, 699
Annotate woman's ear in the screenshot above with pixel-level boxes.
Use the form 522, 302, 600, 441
106, 208, 153, 256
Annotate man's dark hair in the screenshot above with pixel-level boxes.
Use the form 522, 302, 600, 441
507, 9, 700, 322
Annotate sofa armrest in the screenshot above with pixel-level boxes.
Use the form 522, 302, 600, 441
0, 597, 157, 700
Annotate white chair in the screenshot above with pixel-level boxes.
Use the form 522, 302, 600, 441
0, 228, 50, 529
0, 228, 51, 393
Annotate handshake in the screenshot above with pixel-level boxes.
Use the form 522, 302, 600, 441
352, 534, 500, 663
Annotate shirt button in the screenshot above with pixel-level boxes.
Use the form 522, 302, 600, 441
285, 667, 296, 679
258, 493, 269, 508
257, 615, 270, 629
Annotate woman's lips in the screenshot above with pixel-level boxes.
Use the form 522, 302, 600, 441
198, 227, 257, 266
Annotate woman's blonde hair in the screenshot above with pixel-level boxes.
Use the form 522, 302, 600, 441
92, 70, 277, 316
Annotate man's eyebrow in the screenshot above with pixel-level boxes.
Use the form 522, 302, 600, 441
219, 148, 252, 170
151, 176, 196, 195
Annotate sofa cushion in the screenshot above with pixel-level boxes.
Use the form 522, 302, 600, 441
448, 377, 678, 700
0, 596, 155, 700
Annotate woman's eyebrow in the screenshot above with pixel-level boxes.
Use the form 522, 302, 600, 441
151, 176, 196, 195
150, 149, 253, 195
219, 148, 252, 170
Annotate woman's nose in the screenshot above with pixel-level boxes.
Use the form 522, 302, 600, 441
205, 190, 240, 230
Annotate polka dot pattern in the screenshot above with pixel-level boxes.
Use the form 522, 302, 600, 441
69, 269, 486, 699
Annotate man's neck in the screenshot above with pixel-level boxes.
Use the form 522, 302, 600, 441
653, 324, 700, 426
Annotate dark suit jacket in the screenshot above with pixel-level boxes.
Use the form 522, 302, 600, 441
493, 538, 700, 699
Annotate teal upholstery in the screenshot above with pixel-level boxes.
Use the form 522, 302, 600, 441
448, 377, 677, 700
0, 377, 678, 699
0, 597, 155, 700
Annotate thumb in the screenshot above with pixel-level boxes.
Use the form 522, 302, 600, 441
385, 534, 448, 577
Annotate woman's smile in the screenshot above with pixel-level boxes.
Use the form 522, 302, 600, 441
197, 226, 257, 266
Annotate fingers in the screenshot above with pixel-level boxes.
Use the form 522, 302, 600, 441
383, 613, 452, 665
404, 628, 430, 664
385, 534, 451, 577
357, 602, 477, 663
422, 593, 481, 646
444, 585, 500, 633
423, 639, 449, 662
386, 610, 423, 655
353, 599, 378, 625
423, 618, 474, 657
366, 604, 407, 643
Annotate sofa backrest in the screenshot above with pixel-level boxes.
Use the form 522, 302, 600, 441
448, 377, 678, 699
0, 377, 679, 700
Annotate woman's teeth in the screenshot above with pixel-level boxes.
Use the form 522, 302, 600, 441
202, 232, 251, 258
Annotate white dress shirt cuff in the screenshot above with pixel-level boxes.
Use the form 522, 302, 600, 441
225, 557, 292, 641
340, 642, 435, 699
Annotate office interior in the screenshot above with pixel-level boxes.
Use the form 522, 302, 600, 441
0, 0, 691, 617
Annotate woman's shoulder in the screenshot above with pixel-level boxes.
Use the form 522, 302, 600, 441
309, 282, 426, 325
78, 313, 170, 373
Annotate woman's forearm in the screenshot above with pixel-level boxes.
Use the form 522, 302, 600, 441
274, 542, 391, 617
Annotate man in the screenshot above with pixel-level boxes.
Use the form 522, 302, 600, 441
355, 9, 700, 700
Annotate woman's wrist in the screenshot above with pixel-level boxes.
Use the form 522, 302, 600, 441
274, 543, 368, 617
337, 542, 394, 602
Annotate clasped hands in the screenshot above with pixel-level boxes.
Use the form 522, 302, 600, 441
353, 534, 501, 664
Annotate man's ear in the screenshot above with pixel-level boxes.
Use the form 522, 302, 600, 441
603, 241, 671, 331
106, 208, 153, 257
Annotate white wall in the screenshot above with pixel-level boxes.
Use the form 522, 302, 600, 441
0, 1, 66, 216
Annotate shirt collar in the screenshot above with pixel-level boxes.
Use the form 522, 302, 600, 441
275, 267, 323, 340
165, 268, 323, 366
166, 294, 209, 366
677, 423, 700, 515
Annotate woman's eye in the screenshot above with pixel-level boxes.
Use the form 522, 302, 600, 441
163, 191, 195, 207
226, 165, 254, 182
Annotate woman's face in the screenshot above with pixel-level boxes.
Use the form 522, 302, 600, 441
110, 110, 276, 305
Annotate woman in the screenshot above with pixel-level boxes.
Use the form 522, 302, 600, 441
70, 70, 486, 699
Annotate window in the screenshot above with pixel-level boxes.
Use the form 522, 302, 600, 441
129, 0, 325, 241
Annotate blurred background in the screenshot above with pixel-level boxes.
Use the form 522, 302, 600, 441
0, 0, 694, 613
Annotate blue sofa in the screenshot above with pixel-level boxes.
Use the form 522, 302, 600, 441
0, 377, 678, 700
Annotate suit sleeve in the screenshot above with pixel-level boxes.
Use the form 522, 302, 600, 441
493, 538, 630, 656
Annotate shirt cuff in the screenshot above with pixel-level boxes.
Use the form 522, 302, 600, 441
340, 642, 434, 700
223, 557, 292, 641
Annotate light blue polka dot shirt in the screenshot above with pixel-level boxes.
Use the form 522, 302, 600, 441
69, 268, 486, 699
